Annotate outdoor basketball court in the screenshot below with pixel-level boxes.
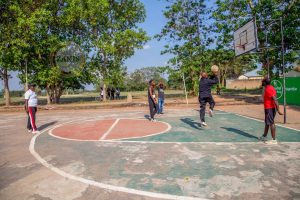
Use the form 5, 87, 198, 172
12, 108, 298, 200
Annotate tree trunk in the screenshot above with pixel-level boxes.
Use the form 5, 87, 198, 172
103, 83, 107, 101
46, 85, 52, 104
3, 69, 11, 106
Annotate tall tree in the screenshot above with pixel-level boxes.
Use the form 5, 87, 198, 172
84, 0, 149, 101
157, 0, 213, 94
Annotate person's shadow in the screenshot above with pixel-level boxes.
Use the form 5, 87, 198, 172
39, 121, 57, 131
181, 118, 202, 130
221, 127, 258, 139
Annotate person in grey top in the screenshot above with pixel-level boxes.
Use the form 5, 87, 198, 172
157, 83, 165, 114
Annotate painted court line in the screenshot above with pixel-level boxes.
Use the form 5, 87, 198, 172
215, 109, 300, 132
49, 118, 172, 142
100, 119, 120, 140
234, 114, 300, 132
30, 128, 208, 200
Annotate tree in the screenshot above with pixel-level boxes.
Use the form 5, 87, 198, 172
125, 67, 167, 91
83, 0, 149, 101
213, 0, 300, 77
0, 0, 31, 105
157, 0, 214, 94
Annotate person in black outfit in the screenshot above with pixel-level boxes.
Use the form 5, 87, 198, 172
199, 72, 218, 126
111, 88, 115, 100
148, 79, 157, 122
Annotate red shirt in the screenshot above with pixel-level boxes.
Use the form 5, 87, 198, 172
264, 85, 276, 109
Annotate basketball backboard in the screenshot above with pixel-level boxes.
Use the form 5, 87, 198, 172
234, 19, 258, 56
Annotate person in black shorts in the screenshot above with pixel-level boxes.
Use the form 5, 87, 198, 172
148, 79, 157, 122
259, 77, 283, 144
198, 72, 218, 126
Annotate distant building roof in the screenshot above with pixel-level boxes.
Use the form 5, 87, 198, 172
285, 69, 300, 77
244, 68, 262, 77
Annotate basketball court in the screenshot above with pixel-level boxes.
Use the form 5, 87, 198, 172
2, 108, 296, 200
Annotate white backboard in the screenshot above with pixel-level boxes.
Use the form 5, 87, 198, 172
234, 19, 258, 56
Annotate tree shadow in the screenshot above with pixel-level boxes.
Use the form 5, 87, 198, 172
221, 127, 258, 139
180, 118, 202, 130
39, 121, 57, 131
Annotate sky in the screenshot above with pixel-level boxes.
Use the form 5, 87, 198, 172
1, 0, 214, 91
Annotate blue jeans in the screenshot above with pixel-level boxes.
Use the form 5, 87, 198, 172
158, 98, 164, 114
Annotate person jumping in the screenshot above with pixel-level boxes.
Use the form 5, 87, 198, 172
198, 71, 218, 126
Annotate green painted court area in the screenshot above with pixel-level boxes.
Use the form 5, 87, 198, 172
126, 111, 300, 143
28, 110, 300, 200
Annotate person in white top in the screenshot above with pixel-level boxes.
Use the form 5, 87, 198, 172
24, 84, 39, 134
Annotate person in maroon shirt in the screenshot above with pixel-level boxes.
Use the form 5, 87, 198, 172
259, 77, 283, 144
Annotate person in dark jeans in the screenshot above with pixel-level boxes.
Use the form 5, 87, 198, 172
148, 79, 157, 122
111, 88, 115, 100
199, 72, 218, 126
157, 83, 165, 114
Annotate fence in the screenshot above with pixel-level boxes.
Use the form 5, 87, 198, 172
226, 79, 262, 90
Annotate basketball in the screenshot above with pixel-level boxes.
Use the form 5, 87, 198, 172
211, 65, 219, 73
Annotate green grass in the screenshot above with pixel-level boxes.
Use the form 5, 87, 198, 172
0, 90, 186, 106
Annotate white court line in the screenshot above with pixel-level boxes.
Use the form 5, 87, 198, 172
215, 109, 300, 132
234, 114, 300, 132
30, 127, 208, 200
99, 119, 120, 140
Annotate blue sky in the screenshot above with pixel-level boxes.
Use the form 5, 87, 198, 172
124, 0, 173, 72
1, 0, 215, 91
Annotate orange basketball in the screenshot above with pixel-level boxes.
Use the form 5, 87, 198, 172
211, 65, 219, 73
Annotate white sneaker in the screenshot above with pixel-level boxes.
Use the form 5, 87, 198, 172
208, 109, 213, 117
265, 139, 278, 145
32, 130, 40, 134
258, 136, 267, 142
201, 122, 207, 126
27, 129, 32, 133
151, 119, 157, 122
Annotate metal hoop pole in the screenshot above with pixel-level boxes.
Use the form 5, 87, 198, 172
280, 17, 287, 123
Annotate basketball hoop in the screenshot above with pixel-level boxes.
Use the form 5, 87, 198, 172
233, 19, 258, 56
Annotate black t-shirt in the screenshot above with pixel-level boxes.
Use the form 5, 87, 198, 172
199, 76, 218, 98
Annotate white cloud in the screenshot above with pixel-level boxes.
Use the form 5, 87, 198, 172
143, 44, 151, 50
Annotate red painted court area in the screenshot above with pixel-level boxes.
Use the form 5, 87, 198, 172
51, 119, 169, 141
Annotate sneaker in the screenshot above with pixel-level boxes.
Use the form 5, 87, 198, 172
27, 129, 32, 133
32, 130, 40, 134
265, 139, 278, 145
201, 122, 207, 126
150, 119, 157, 122
258, 136, 267, 142
208, 109, 213, 117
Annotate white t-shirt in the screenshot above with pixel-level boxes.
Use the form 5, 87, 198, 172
24, 89, 38, 107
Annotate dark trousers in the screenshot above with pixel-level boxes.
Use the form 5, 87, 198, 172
199, 96, 215, 122
149, 100, 157, 119
27, 107, 37, 131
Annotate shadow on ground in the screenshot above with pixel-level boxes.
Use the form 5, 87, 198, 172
181, 118, 202, 130
221, 127, 258, 139
39, 121, 58, 131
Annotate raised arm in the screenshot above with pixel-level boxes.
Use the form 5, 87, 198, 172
208, 75, 219, 85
